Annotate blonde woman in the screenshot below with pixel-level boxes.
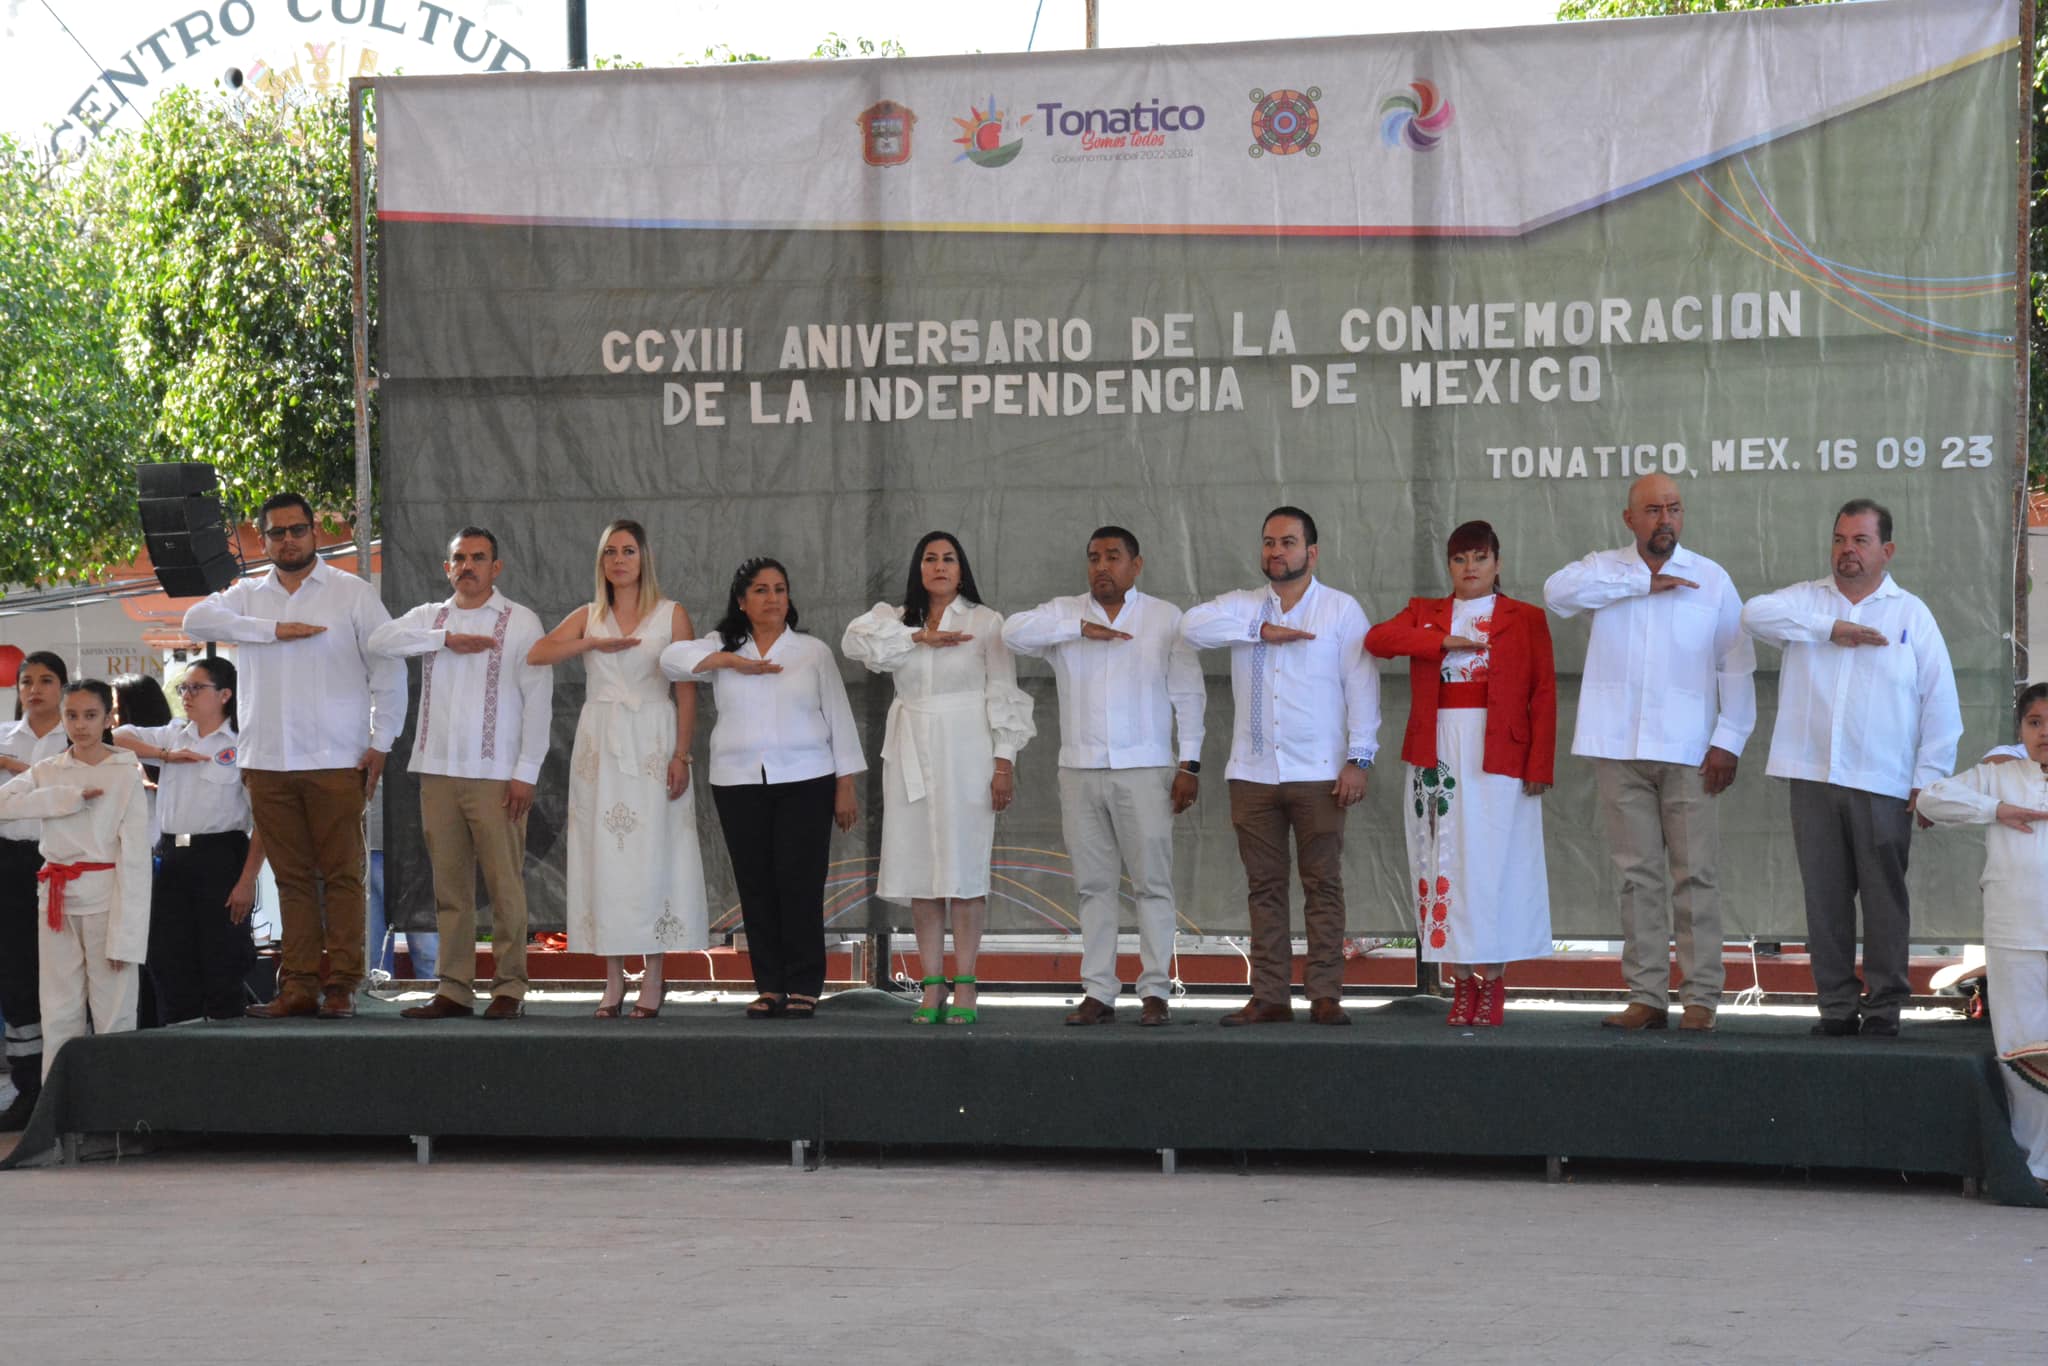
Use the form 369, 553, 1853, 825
530, 520, 707, 1017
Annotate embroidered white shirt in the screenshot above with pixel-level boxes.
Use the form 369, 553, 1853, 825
368, 591, 553, 784
1001, 588, 1204, 770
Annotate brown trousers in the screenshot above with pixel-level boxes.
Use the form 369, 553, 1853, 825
419, 774, 530, 1002
244, 767, 368, 998
1228, 779, 1349, 1004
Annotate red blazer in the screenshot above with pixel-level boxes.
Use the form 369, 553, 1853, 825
1363, 593, 1557, 784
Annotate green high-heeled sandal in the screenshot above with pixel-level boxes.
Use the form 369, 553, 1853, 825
910, 975, 948, 1025
944, 974, 978, 1025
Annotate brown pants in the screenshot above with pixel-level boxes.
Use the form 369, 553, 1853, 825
420, 774, 530, 1003
244, 767, 368, 998
1228, 779, 1348, 1005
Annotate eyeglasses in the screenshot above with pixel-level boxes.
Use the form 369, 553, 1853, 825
262, 523, 314, 541
174, 683, 217, 696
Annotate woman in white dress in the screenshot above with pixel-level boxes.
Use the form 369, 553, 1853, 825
843, 532, 1034, 1025
529, 519, 707, 1018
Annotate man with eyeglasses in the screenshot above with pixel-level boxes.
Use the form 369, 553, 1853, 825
183, 492, 407, 1020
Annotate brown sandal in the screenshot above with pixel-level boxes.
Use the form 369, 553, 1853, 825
784, 993, 818, 1020
593, 1002, 622, 1019
745, 993, 785, 1019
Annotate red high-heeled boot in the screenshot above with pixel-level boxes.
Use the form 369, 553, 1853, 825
1472, 972, 1506, 1028
1446, 974, 1477, 1026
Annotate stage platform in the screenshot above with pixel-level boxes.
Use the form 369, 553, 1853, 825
7, 992, 2043, 1207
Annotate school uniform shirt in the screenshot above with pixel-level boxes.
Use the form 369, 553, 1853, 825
1741, 573, 1962, 800
0, 749, 152, 962
660, 631, 867, 787
113, 722, 251, 836
1918, 760, 2048, 951
0, 718, 70, 842
1542, 543, 1757, 764
1181, 577, 1380, 784
182, 557, 408, 772
1001, 589, 1205, 770
367, 591, 553, 784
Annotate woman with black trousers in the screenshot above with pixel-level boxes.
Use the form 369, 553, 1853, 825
661, 558, 865, 1019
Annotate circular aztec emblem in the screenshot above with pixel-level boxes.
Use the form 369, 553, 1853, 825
1379, 80, 1454, 152
1248, 86, 1321, 158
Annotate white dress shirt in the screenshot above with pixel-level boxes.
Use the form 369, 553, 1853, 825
0, 717, 70, 842
183, 558, 408, 772
1918, 759, 2048, 951
1002, 588, 1204, 770
113, 721, 250, 836
1543, 542, 1757, 764
1741, 573, 1962, 800
1181, 576, 1380, 784
368, 591, 553, 784
660, 630, 867, 787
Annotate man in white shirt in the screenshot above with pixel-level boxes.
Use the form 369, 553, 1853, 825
1545, 475, 1756, 1032
368, 527, 551, 1020
1182, 506, 1380, 1027
183, 492, 407, 1021
1742, 498, 1963, 1038
1004, 526, 1205, 1027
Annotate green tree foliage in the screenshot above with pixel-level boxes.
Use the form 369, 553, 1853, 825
1559, 0, 2045, 480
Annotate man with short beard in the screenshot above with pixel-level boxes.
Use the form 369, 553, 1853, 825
1545, 475, 1756, 1032
184, 492, 406, 1021
1743, 499, 1962, 1038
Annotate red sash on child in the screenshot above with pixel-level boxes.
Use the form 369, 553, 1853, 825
37, 862, 114, 930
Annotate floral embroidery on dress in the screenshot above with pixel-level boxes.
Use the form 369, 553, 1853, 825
573, 742, 599, 784
653, 902, 683, 945
602, 801, 639, 852
642, 751, 669, 779
1409, 763, 1459, 951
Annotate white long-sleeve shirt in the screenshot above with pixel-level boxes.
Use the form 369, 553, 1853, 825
660, 630, 867, 787
0, 749, 152, 962
0, 717, 69, 842
1741, 574, 1962, 800
368, 591, 553, 784
1002, 588, 1204, 770
1181, 577, 1380, 784
1918, 759, 2048, 951
182, 558, 408, 772
1543, 542, 1757, 764
113, 721, 250, 836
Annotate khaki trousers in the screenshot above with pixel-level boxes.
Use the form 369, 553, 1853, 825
419, 774, 530, 1003
1060, 766, 1178, 1006
1227, 779, 1348, 1005
245, 767, 368, 998
1594, 758, 1724, 1010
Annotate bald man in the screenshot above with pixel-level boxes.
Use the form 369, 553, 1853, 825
1544, 477, 1756, 1031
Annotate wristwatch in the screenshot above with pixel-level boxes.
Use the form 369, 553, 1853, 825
1177, 761, 1202, 775
1346, 757, 1374, 771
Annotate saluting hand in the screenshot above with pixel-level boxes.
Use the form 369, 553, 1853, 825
1829, 621, 1890, 648
1995, 801, 2048, 833
1080, 621, 1133, 642
274, 621, 327, 641
1649, 573, 1699, 593
443, 632, 496, 654
914, 628, 974, 648
1260, 623, 1315, 644
160, 749, 208, 765
586, 635, 641, 654
0, 756, 29, 776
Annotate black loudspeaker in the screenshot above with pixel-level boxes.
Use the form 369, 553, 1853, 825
137, 462, 240, 598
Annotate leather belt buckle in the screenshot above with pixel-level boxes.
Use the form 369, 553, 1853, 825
174, 833, 192, 848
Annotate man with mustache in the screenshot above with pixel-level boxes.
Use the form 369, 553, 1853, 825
368, 528, 552, 1020
1545, 475, 1756, 1032
1743, 499, 1962, 1038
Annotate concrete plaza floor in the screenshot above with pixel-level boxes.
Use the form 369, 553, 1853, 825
0, 1140, 2042, 1365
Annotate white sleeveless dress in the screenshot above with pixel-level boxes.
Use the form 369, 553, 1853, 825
565, 599, 709, 954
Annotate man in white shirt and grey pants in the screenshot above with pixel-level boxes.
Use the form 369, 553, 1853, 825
1004, 526, 1205, 1027
368, 527, 552, 1020
1544, 474, 1756, 1032
183, 492, 408, 1021
1183, 506, 1380, 1027
1742, 498, 1962, 1038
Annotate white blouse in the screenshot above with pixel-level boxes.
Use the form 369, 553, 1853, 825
114, 721, 251, 837
660, 630, 867, 787
841, 599, 1035, 761
0, 716, 69, 842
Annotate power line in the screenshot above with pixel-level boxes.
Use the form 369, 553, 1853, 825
1026, 0, 1046, 52
36, 0, 110, 79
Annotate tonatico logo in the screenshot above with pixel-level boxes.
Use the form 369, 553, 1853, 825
952, 97, 1032, 168
1379, 80, 1454, 151
1034, 99, 1205, 157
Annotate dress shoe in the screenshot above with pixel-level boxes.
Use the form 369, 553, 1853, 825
1065, 996, 1117, 1026
400, 995, 474, 1020
1308, 996, 1351, 1026
246, 992, 318, 1020
1601, 1003, 1669, 1031
1678, 1005, 1717, 1032
1858, 1015, 1899, 1039
317, 988, 356, 1020
1139, 996, 1170, 1027
483, 996, 525, 1020
1810, 1014, 1860, 1037
1219, 999, 1292, 1027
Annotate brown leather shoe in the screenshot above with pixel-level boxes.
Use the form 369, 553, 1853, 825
1139, 996, 1169, 1027
1678, 1004, 1717, 1032
1064, 996, 1117, 1026
400, 995, 475, 1020
1308, 996, 1352, 1026
1219, 999, 1293, 1027
482, 995, 526, 1020
246, 992, 318, 1020
316, 988, 356, 1020
1600, 1003, 1669, 1031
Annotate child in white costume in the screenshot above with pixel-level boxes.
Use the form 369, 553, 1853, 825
0, 681, 151, 1079
1917, 681, 2048, 1190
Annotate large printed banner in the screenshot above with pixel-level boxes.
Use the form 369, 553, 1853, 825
376, 0, 2024, 943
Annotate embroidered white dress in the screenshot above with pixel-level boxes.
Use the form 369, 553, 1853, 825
565, 600, 708, 954
1404, 594, 1552, 964
843, 599, 1035, 903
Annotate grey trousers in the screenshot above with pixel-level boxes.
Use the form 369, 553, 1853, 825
1595, 758, 1724, 1010
1059, 766, 1178, 1006
1788, 779, 1913, 1024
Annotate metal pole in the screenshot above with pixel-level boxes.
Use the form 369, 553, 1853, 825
349, 77, 377, 980
2012, 1, 2036, 689
1084, 0, 1098, 49
567, 0, 589, 69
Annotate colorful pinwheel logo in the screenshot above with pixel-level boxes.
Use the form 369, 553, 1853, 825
952, 97, 1031, 168
1379, 80, 1453, 152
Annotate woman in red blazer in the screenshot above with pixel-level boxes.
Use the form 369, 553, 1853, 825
1365, 521, 1556, 1028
